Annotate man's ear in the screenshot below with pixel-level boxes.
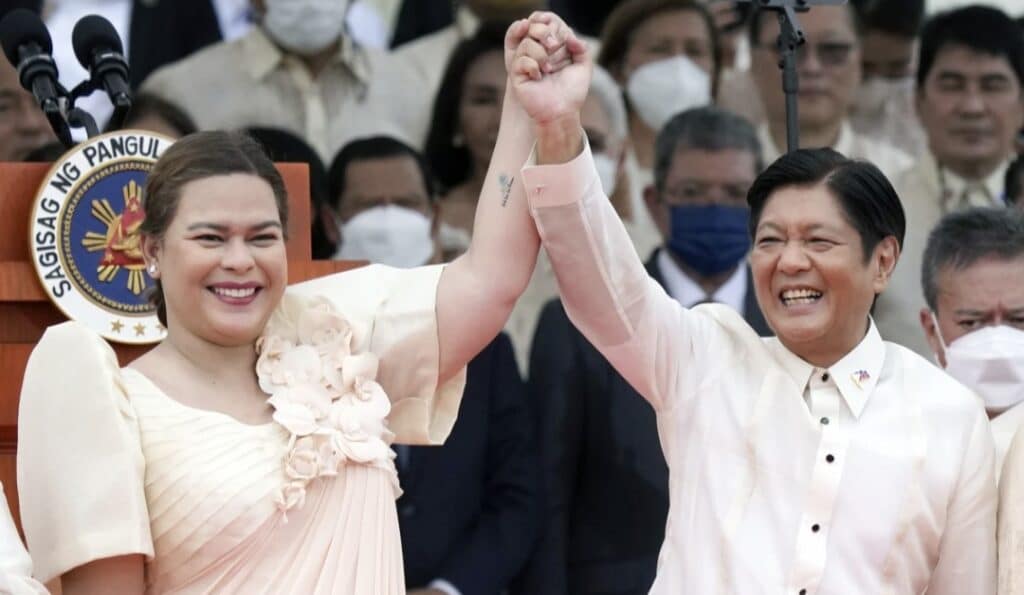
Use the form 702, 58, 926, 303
920, 306, 946, 368
871, 236, 900, 294
644, 184, 670, 238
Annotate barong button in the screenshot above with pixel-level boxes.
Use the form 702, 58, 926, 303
821, 372, 829, 382
820, 417, 830, 425
812, 524, 820, 532
826, 454, 835, 463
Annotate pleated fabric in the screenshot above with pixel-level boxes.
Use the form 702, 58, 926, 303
123, 357, 406, 594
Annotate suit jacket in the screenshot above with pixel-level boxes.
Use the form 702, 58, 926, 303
521, 251, 770, 595
128, 0, 223, 89
398, 332, 542, 594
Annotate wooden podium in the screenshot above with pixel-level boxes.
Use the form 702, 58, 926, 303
0, 162, 357, 534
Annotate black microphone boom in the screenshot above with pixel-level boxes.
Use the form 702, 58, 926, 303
734, 0, 847, 154
0, 8, 73, 146
72, 14, 132, 129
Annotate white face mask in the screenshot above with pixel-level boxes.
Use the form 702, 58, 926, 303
334, 205, 434, 268
263, 0, 350, 56
932, 313, 1024, 414
853, 77, 914, 117
593, 152, 618, 196
626, 55, 711, 132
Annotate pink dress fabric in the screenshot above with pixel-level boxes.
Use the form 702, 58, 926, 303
17, 265, 466, 594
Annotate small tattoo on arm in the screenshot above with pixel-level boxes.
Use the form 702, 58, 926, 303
499, 174, 514, 207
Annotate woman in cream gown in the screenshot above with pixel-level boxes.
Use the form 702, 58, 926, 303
16, 18, 558, 594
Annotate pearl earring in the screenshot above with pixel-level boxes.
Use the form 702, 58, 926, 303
148, 264, 157, 275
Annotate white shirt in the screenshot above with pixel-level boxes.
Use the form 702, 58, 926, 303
142, 27, 428, 160
657, 249, 747, 311
521, 141, 997, 595
757, 120, 913, 181
994, 403, 1024, 481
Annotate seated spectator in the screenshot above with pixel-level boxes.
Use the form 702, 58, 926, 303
424, 23, 507, 259
597, 0, 721, 258
504, 64, 629, 371
391, 0, 544, 99
328, 135, 542, 595
0, 53, 56, 161
520, 107, 769, 595
918, 208, 1024, 477
246, 126, 335, 259
141, 0, 427, 161
111, 93, 198, 138
849, 0, 927, 157
1008, 154, 1024, 209
875, 5, 1024, 356
747, 4, 911, 178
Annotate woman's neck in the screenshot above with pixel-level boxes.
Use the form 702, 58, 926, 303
157, 326, 259, 390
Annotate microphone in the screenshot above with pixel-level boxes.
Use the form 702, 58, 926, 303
72, 14, 131, 125
0, 8, 72, 145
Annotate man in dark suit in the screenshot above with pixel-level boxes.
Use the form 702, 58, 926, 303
523, 106, 769, 595
327, 135, 542, 595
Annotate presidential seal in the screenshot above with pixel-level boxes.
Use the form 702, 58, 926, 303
28, 131, 175, 344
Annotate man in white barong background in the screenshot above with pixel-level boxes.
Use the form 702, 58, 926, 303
504, 11, 997, 595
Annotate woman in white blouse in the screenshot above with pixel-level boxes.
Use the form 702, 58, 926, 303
508, 12, 996, 595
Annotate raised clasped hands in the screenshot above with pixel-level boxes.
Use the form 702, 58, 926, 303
504, 12, 591, 130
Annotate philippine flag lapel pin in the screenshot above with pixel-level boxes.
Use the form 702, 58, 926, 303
851, 370, 870, 389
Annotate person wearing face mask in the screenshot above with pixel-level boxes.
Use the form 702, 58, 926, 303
597, 0, 720, 260
848, 0, 927, 159
916, 207, 1024, 478
747, 5, 912, 180
327, 135, 543, 595
503, 64, 629, 372
874, 5, 1024, 358
520, 107, 769, 595
140, 0, 428, 161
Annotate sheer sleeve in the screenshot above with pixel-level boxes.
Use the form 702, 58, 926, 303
17, 322, 153, 584
288, 264, 468, 446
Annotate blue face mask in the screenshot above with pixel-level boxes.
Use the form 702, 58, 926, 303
667, 204, 751, 277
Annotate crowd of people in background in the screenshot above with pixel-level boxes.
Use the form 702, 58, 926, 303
2, 0, 1024, 594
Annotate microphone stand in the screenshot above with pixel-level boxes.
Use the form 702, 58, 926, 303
734, 0, 846, 153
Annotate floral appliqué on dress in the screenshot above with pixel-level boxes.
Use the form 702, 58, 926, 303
255, 295, 399, 517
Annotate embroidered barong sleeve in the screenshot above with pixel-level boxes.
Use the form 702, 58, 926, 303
520, 141, 733, 413
999, 426, 1024, 595
289, 264, 467, 446
16, 322, 153, 584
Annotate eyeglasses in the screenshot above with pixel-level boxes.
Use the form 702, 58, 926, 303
759, 41, 857, 68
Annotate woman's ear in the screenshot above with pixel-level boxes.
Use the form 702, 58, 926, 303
141, 235, 161, 279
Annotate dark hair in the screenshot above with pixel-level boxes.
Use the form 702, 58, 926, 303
22, 141, 68, 162
141, 130, 289, 325
854, 0, 925, 38
328, 135, 436, 208
423, 22, 506, 192
1007, 154, 1024, 206
110, 92, 198, 137
747, 148, 906, 263
749, 4, 861, 46
598, 0, 722, 93
922, 207, 1024, 310
654, 106, 762, 191
917, 5, 1024, 90
245, 126, 334, 259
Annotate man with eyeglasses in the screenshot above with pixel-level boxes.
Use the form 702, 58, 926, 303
874, 5, 1024, 358
523, 106, 770, 595
747, 5, 912, 179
